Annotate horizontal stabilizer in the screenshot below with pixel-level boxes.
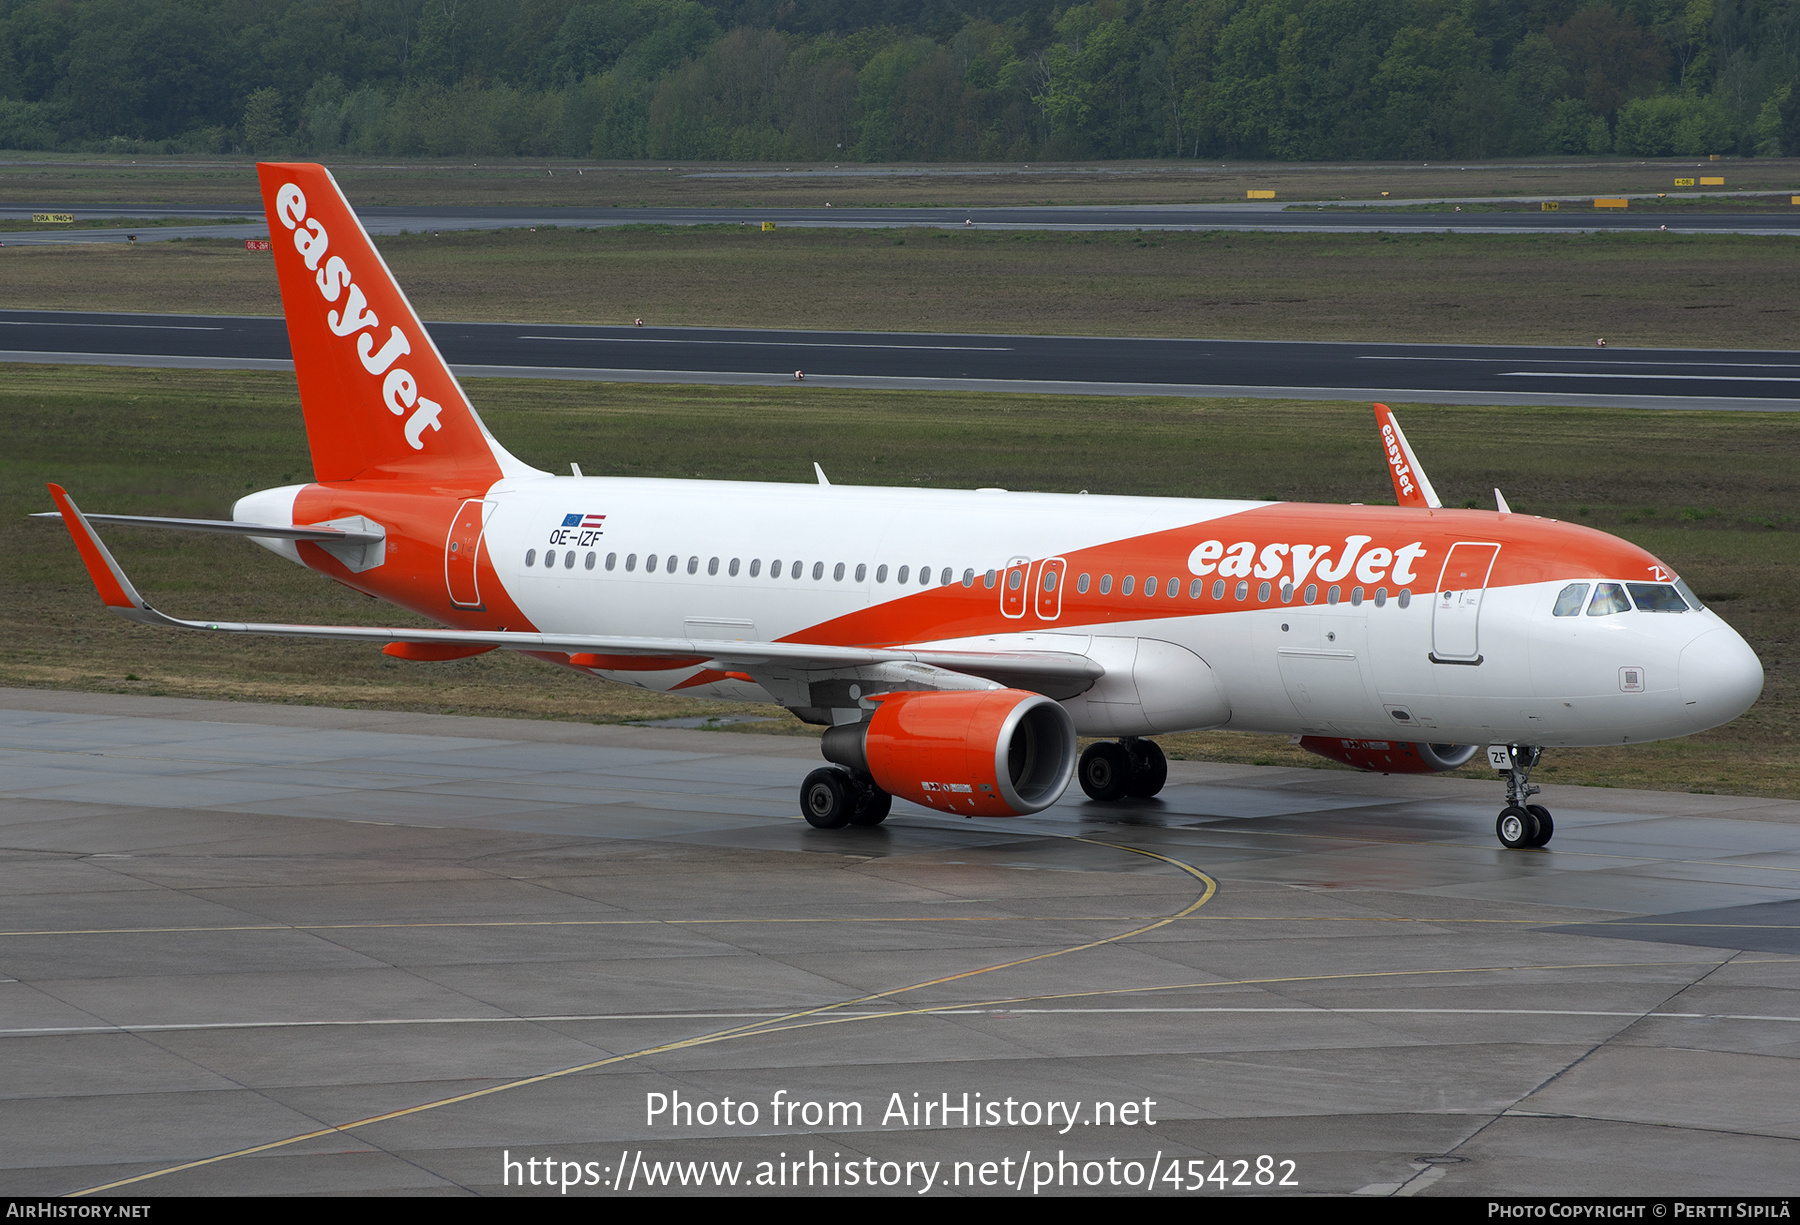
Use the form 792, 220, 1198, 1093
30, 511, 382, 545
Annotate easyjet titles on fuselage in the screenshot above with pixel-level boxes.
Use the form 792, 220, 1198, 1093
1186, 533, 1428, 589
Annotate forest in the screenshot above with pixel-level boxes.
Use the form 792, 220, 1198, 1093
1, 0, 1796, 161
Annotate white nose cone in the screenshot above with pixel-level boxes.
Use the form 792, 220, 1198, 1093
1678, 628, 1764, 731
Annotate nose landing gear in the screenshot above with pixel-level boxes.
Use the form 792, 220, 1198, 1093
1491, 744, 1553, 848
1078, 738, 1168, 801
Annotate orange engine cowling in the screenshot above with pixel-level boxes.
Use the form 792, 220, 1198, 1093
821, 689, 1078, 816
1299, 737, 1480, 774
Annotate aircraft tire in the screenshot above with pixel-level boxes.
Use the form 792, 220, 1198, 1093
1078, 741, 1132, 802
801, 767, 855, 829
850, 785, 892, 827
1125, 738, 1168, 798
1526, 804, 1555, 847
1496, 805, 1541, 849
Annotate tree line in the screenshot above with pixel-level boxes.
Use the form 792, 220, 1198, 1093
2, 0, 1796, 161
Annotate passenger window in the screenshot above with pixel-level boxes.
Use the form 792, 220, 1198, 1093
1122, 576, 1135, 596
1327, 584, 1339, 604
1236, 580, 1249, 601
1588, 582, 1630, 616
728, 558, 740, 576
1349, 585, 1362, 606
625, 553, 637, 572
855, 563, 866, 582
1304, 583, 1318, 604
708, 557, 719, 576
585, 552, 596, 570
1007, 569, 1021, 591
792, 561, 804, 579
940, 567, 952, 585
963, 569, 975, 587
920, 566, 931, 586
1213, 579, 1225, 601
769, 559, 780, 577
1373, 587, 1386, 607
985, 569, 997, 588
813, 561, 825, 580
646, 553, 658, 573
1144, 576, 1158, 597
833, 562, 844, 581
1280, 581, 1294, 603
1099, 575, 1112, 594
1190, 578, 1202, 599
1043, 569, 1056, 592
1398, 588, 1411, 608
876, 564, 888, 583
564, 551, 575, 569
1552, 583, 1588, 617
525, 549, 536, 567
1078, 573, 1091, 594
898, 565, 910, 584
1260, 581, 1272, 601
1628, 583, 1688, 612
687, 556, 699, 575
605, 552, 617, 571
749, 559, 761, 577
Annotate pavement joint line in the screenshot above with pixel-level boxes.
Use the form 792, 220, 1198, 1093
14, 1005, 1800, 1039
0, 915, 1554, 937
64, 833, 1215, 1197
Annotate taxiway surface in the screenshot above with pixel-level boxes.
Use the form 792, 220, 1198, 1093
4, 689, 1798, 1197
3, 201, 1797, 243
4, 309, 1796, 410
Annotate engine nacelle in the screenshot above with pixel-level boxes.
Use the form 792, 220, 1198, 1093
1298, 737, 1480, 774
821, 689, 1078, 816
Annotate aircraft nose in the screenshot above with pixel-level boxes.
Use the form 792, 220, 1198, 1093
1678, 627, 1763, 729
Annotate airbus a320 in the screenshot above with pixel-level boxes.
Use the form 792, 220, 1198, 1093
41, 163, 1764, 849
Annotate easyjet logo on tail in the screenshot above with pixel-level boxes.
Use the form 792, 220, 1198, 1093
273, 182, 442, 451
1380, 423, 1416, 498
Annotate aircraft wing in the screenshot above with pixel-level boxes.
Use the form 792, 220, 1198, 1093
1373, 403, 1442, 509
43, 484, 1102, 693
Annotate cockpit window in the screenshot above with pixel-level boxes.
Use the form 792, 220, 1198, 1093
1628, 583, 1688, 612
1552, 583, 1589, 617
1674, 578, 1706, 611
1587, 582, 1630, 616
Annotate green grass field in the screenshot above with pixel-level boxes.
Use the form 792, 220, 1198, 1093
5, 365, 1795, 795
5, 225, 1799, 349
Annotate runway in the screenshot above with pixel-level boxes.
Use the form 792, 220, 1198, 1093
3, 308, 1796, 410
3, 200, 1797, 243
3, 688, 1798, 1197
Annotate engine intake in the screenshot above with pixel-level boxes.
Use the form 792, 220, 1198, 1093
821, 689, 1078, 816
1299, 737, 1479, 774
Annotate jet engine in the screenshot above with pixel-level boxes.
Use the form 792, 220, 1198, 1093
1298, 737, 1480, 774
821, 689, 1078, 816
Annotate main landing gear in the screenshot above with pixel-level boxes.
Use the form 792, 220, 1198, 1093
800, 767, 892, 830
1494, 744, 1554, 849
1077, 738, 1168, 802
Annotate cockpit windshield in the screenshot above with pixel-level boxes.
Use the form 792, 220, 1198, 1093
1628, 583, 1689, 612
1587, 582, 1630, 616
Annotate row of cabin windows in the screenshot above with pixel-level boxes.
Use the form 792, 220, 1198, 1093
518, 547, 1415, 609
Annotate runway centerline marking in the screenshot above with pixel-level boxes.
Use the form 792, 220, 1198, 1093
516, 335, 1013, 351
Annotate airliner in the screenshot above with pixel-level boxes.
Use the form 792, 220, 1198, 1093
41, 163, 1764, 849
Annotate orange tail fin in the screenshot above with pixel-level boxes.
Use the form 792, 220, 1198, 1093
256, 163, 536, 485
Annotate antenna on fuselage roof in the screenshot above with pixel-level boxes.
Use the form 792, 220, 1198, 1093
813, 462, 831, 486
1373, 403, 1442, 510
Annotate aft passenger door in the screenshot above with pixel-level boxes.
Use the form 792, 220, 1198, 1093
445, 499, 496, 609
1431, 542, 1500, 663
